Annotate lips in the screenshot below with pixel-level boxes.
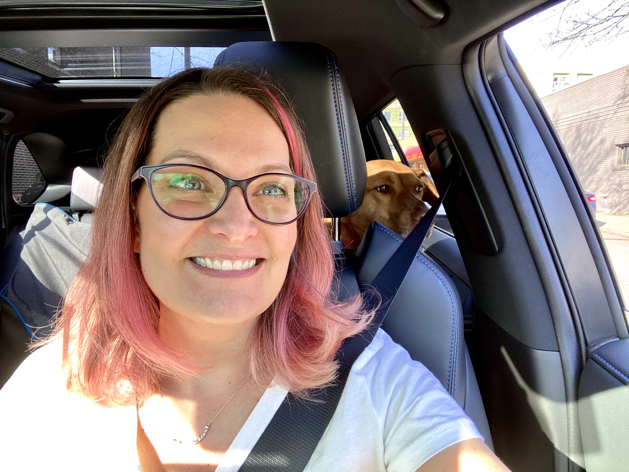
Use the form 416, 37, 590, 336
190, 256, 258, 271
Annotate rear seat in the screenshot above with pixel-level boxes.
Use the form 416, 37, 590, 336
0, 167, 99, 386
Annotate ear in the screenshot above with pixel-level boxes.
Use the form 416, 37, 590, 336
132, 203, 141, 254
133, 225, 141, 254
415, 169, 440, 206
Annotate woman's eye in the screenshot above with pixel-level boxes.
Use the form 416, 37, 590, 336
170, 174, 204, 190
261, 184, 288, 197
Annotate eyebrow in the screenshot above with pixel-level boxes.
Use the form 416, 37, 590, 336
159, 149, 293, 175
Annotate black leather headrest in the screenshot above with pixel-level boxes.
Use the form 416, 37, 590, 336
215, 42, 366, 218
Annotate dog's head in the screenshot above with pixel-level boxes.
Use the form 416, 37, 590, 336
340, 160, 439, 248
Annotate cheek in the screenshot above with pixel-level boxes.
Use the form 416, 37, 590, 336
273, 225, 298, 264
134, 189, 184, 257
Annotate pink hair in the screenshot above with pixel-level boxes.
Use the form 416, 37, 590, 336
263, 86, 301, 177
54, 67, 372, 406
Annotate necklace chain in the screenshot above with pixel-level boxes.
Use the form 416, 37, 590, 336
174, 373, 252, 446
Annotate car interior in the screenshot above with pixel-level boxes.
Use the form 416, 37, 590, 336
0, 0, 628, 471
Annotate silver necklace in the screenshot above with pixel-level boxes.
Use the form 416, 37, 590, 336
174, 373, 252, 446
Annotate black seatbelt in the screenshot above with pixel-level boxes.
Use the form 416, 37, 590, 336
239, 170, 457, 471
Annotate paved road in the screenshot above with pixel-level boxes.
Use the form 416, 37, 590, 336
600, 229, 629, 304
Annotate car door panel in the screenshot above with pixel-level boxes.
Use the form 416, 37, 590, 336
579, 340, 629, 471
389, 58, 574, 470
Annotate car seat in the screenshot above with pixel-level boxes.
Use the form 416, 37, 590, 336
216, 41, 493, 446
0, 167, 97, 386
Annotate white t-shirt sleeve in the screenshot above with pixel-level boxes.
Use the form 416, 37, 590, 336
0, 342, 139, 472
358, 329, 483, 471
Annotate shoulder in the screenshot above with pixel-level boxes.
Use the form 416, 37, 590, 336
349, 329, 474, 428
0, 340, 139, 471
343, 329, 483, 470
0, 340, 69, 438
351, 328, 444, 397
0, 340, 65, 400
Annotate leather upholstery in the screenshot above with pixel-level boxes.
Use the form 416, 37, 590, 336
215, 42, 366, 218
70, 166, 102, 213
579, 338, 629, 471
355, 222, 492, 446
217, 41, 493, 447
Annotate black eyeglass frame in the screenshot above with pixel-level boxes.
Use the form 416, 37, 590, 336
131, 163, 318, 225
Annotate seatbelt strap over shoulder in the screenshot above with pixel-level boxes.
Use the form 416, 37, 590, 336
239, 173, 456, 471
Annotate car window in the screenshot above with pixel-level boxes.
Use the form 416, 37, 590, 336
0, 47, 227, 79
12, 140, 45, 205
381, 100, 422, 167
380, 100, 450, 232
506, 0, 629, 304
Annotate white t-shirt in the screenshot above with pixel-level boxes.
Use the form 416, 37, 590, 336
0, 330, 482, 471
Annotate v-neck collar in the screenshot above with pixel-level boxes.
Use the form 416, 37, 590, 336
135, 382, 288, 471
214, 381, 288, 472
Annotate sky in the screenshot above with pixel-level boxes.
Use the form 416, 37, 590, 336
504, 0, 629, 98
144, 1, 629, 96
150, 47, 225, 78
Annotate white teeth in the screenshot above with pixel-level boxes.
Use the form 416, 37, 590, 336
192, 257, 257, 271
193, 257, 206, 267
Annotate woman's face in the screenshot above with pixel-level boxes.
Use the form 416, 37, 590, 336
134, 93, 297, 329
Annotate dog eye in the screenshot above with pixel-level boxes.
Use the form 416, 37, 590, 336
415, 185, 422, 193
376, 185, 390, 193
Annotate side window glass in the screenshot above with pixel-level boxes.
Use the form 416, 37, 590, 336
380, 100, 425, 169
12, 140, 46, 204
379, 100, 451, 233
506, 0, 629, 301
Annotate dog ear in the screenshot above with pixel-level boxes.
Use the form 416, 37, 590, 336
340, 218, 364, 249
415, 169, 440, 206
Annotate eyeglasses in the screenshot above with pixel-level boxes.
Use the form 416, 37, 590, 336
131, 164, 317, 225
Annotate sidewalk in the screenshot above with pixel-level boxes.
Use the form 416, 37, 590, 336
595, 212, 629, 236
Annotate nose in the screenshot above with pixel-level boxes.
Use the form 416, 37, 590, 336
204, 187, 259, 241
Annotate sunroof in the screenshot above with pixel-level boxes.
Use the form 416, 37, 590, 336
0, 47, 227, 79
0, 0, 261, 7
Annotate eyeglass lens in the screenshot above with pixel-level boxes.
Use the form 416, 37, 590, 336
149, 165, 309, 223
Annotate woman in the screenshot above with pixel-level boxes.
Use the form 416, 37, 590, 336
0, 67, 509, 471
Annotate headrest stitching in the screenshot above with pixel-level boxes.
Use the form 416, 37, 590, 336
325, 51, 352, 215
331, 54, 356, 213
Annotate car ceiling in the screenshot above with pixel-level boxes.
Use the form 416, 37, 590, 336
265, 0, 557, 119
0, 0, 558, 168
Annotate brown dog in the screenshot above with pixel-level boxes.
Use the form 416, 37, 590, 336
340, 160, 439, 249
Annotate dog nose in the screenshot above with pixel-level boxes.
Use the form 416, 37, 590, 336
411, 207, 427, 224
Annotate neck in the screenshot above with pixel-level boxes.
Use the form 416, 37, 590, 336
158, 305, 258, 391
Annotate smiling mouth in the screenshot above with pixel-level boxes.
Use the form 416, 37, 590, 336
190, 257, 259, 271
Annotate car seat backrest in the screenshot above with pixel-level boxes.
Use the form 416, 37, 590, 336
2, 165, 99, 341
355, 221, 492, 445
4, 204, 91, 338
218, 41, 493, 447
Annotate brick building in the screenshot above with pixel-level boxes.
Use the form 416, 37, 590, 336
541, 65, 629, 215
0, 47, 151, 78
12, 141, 41, 199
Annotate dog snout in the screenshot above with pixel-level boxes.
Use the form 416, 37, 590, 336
411, 206, 428, 224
